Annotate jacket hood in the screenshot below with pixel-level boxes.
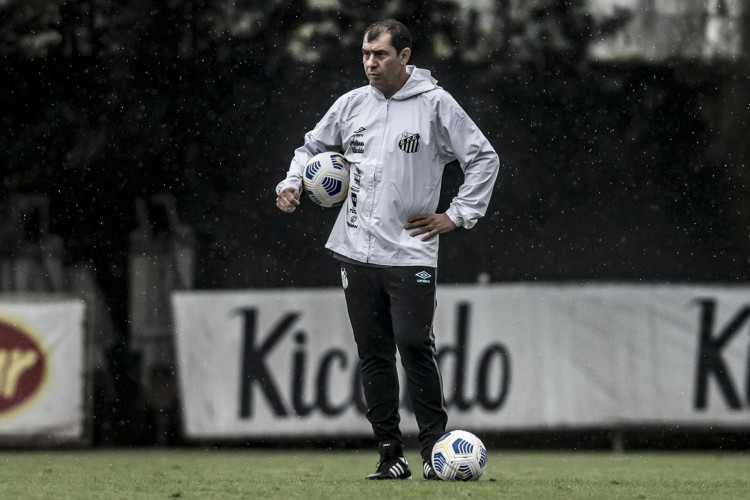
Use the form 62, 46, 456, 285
381, 65, 439, 100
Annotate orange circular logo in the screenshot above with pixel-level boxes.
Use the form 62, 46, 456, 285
0, 315, 50, 418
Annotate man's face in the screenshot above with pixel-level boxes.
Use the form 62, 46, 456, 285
362, 33, 409, 97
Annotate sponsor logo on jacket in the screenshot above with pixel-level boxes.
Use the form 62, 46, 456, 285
350, 127, 366, 153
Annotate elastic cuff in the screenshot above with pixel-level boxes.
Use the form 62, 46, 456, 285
445, 207, 464, 228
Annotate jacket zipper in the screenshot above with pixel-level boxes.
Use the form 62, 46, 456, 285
365, 98, 390, 264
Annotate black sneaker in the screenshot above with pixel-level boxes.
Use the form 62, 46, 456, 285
423, 461, 441, 481
365, 441, 412, 480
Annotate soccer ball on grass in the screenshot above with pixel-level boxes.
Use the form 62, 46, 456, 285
431, 430, 487, 481
302, 151, 350, 208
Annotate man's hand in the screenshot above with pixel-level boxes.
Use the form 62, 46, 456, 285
276, 187, 300, 213
405, 213, 456, 241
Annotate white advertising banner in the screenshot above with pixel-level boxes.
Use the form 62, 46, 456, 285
172, 285, 750, 439
0, 297, 87, 442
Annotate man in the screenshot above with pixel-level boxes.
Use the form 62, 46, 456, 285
275, 19, 499, 480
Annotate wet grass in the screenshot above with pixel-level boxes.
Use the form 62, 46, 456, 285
1, 448, 748, 499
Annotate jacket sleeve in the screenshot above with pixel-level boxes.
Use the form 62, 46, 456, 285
439, 99, 500, 229
275, 98, 345, 195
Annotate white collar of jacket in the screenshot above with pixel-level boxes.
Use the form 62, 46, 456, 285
368, 65, 440, 100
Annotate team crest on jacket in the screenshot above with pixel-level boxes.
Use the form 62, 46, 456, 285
398, 131, 420, 153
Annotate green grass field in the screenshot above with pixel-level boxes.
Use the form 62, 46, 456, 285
1, 449, 749, 499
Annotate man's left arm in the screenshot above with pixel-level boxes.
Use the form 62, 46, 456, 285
406, 101, 500, 241
442, 112, 500, 230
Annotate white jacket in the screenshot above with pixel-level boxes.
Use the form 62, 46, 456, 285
276, 66, 500, 267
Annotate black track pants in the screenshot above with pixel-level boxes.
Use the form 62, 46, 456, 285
340, 261, 448, 461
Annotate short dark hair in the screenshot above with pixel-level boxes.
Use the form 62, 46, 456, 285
364, 19, 412, 55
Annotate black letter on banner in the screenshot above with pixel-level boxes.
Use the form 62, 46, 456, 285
694, 299, 748, 410
476, 344, 510, 410
292, 331, 314, 417
316, 349, 349, 416
238, 308, 296, 418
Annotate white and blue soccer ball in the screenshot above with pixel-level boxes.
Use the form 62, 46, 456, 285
431, 430, 487, 481
302, 151, 350, 208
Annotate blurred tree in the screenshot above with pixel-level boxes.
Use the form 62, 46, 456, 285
0, 0, 748, 289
